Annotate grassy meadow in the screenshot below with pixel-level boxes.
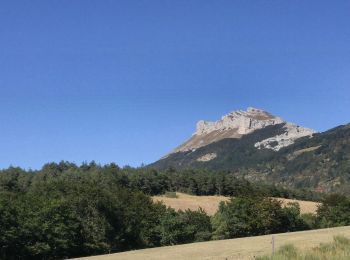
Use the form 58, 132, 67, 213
258, 235, 350, 260
75, 226, 350, 260
152, 192, 319, 215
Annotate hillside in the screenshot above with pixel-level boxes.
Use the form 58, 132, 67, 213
150, 111, 350, 194
150, 107, 316, 171
150, 123, 290, 170
152, 192, 319, 215
75, 226, 350, 260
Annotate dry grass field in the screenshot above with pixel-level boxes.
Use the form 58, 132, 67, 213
153, 193, 229, 215
152, 192, 319, 215
75, 226, 350, 260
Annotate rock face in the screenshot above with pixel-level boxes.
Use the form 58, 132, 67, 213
171, 107, 315, 154
196, 107, 283, 135
196, 153, 217, 162
255, 123, 315, 151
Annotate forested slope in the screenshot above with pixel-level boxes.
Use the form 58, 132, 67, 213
151, 124, 350, 194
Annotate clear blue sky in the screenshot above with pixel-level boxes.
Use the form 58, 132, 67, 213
0, 1, 349, 169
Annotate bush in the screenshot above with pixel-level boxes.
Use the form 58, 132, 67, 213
300, 213, 317, 229
316, 194, 350, 228
158, 208, 212, 245
212, 196, 308, 240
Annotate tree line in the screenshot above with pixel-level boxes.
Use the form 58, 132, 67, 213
0, 161, 349, 259
0, 161, 322, 200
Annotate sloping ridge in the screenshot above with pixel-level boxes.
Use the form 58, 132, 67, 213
150, 123, 350, 194
151, 123, 289, 170
150, 105, 350, 194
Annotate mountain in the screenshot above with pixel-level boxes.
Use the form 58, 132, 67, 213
149, 108, 350, 194
169, 107, 315, 154
153, 107, 315, 167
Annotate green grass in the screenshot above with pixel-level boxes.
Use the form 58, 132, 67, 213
257, 235, 350, 260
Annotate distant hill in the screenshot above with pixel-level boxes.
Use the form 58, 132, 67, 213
149, 108, 350, 194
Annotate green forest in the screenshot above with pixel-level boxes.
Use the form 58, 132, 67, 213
1, 162, 350, 259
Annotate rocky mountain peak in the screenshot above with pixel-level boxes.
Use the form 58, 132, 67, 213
169, 107, 316, 155
195, 107, 284, 136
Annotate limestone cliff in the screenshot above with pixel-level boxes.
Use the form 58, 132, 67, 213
170, 107, 315, 155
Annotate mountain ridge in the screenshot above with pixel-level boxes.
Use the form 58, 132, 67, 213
168, 107, 315, 156
149, 108, 350, 194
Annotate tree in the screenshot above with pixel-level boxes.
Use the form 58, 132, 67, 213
158, 208, 212, 245
316, 194, 350, 228
212, 196, 307, 240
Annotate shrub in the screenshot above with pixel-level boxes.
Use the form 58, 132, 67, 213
158, 207, 211, 245
316, 194, 350, 228
212, 196, 308, 240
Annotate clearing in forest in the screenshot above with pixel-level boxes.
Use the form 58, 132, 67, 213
152, 192, 319, 215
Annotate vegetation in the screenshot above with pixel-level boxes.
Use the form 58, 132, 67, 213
257, 235, 350, 260
91, 226, 350, 260
316, 194, 350, 228
153, 192, 319, 216
212, 197, 308, 240
158, 208, 212, 245
0, 165, 213, 259
0, 161, 349, 259
150, 124, 286, 170
151, 123, 350, 194
0, 162, 322, 201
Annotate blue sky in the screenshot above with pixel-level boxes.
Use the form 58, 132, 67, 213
0, 1, 349, 169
